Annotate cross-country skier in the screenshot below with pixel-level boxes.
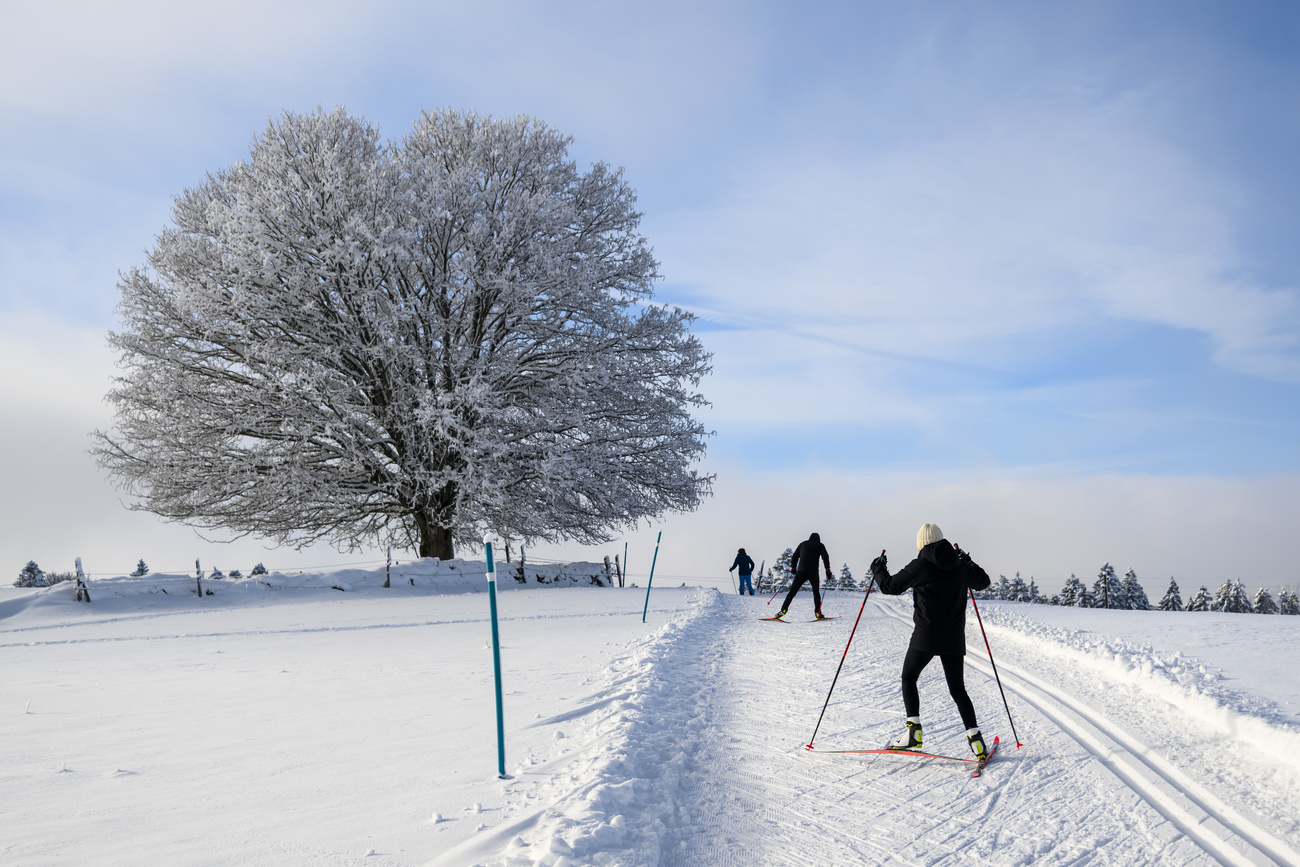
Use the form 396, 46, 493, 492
775, 532, 832, 620
729, 548, 756, 595
870, 523, 992, 759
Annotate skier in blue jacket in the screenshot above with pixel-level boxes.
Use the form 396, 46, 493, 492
729, 548, 755, 595
871, 522, 992, 759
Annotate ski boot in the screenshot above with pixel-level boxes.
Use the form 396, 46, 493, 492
774, 609, 788, 620
814, 611, 828, 620
888, 718, 922, 751
967, 728, 987, 760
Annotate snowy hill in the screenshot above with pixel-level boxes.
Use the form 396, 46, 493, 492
2, 570, 1297, 865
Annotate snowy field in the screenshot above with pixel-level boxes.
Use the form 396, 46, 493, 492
3, 566, 1299, 866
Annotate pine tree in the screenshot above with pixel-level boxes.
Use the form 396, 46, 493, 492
16, 561, 46, 588
1122, 568, 1152, 610
1187, 585, 1212, 611
1058, 573, 1084, 607
839, 563, 857, 592
1027, 577, 1042, 604
1253, 587, 1279, 615
1076, 584, 1095, 608
1212, 578, 1252, 613
130, 559, 149, 577
1093, 563, 1123, 609
994, 574, 1011, 600
210, 567, 226, 580
1008, 572, 1029, 602
1279, 588, 1300, 615
1157, 577, 1183, 611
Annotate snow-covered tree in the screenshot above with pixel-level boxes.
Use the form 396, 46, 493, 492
1212, 579, 1252, 613
1027, 577, 1042, 604
839, 563, 857, 592
1093, 563, 1123, 609
1076, 584, 1095, 608
16, 561, 46, 587
1279, 588, 1300, 616
130, 559, 149, 577
1058, 573, 1085, 607
1157, 577, 1183, 612
93, 108, 712, 561
994, 574, 1011, 600
1253, 587, 1278, 615
1187, 585, 1212, 611
251, 563, 268, 577
209, 567, 226, 580
228, 569, 244, 580
1122, 568, 1151, 610
1008, 572, 1029, 602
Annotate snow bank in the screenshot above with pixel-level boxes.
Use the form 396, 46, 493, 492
430, 587, 723, 867
974, 604, 1300, 778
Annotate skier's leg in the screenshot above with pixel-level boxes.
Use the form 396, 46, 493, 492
900, 647, 934, 718
939, 654, 978, 730
811, 574, 823, 614
780, 575, 807, 612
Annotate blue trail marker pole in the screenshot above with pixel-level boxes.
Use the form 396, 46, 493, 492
484, 538, 508, 778
641, 531, 662, 623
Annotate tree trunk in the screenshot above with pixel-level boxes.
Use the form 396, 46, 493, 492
415, 510, 455, 560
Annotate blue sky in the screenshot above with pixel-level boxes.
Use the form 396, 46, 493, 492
3, 1, 1299, 592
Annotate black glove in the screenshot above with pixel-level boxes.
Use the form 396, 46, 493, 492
870, 553, 887, 573
955, 546, 972, 566
825, 567, 833, 580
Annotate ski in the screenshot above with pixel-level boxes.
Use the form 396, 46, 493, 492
809, 616, 840, 622
759, 616, 788, 622
971, 737, 999, 777
809, 736, 999, 777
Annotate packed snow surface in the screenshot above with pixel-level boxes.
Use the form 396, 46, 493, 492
2, 565, 1298, 866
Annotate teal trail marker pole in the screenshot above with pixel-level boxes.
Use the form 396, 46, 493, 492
484, 538, 508, 778
641, 531, 662, 623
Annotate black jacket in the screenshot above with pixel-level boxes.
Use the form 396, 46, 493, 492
730, 553, 755, 576
872, 539, 991, 656
790, 533, 830, 579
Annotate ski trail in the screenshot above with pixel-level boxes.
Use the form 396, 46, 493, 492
876, 598, 1298, 867
672, 593, 1228, 865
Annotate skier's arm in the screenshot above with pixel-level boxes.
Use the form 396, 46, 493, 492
954, 545, 992, 593
789, 545, 802, 574
873, 557, 920, 595
819, 545, 831, 574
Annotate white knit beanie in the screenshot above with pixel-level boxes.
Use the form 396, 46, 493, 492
916, 523, 944, 550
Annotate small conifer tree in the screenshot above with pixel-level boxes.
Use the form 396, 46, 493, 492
1253, 587, 1278, 615
130, 559, 149, 577
251, 563, 268, 576
839, 563, 857, 592
1157, 577, 1183, 612
1058, 573, 1084, 607
1093, 563, 1123, 609
1213, 578, 1252, 613
1122, 568, 1152, 610
16, 561, 46, 587
1278, 588, 1300, 615
1187, 585, 1212, 611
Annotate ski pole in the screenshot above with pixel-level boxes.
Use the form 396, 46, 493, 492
806, 550, 883, 750
968, 588, 1023, 748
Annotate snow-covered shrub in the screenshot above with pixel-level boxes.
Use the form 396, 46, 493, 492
228, 569, 243, 580
45, 572, 74, 585
1157, 577, 1183, 611
130, 559, 149, 577
209, 568, 225, 580
251, 563, 268, 576
1253, 587, 1278, 615
16, 561, 46, 587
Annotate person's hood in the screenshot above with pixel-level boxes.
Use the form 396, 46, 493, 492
809, 532, 821, 544
919, 538, 957, 570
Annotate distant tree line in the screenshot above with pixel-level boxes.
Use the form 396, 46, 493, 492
975, 562, 1299, 615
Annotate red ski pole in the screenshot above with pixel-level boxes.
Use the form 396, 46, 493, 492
767, 569, 793, 605
806, 551, 883, 750
968, 588, 1023, 749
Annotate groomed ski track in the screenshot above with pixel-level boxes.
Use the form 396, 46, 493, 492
442, 588, 1300, 866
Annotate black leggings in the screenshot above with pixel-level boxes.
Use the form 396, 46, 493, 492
901, 647, 978, 730
781, 573, 821, 613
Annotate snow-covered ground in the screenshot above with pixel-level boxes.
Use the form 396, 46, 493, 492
3, 567, 1298, 866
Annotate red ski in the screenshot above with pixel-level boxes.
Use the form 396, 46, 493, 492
809, 736, 999, 778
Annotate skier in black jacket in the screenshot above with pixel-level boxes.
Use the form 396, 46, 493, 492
729, 548, 755, 595
776, 532, 832, 620
870, 522, 992, 758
